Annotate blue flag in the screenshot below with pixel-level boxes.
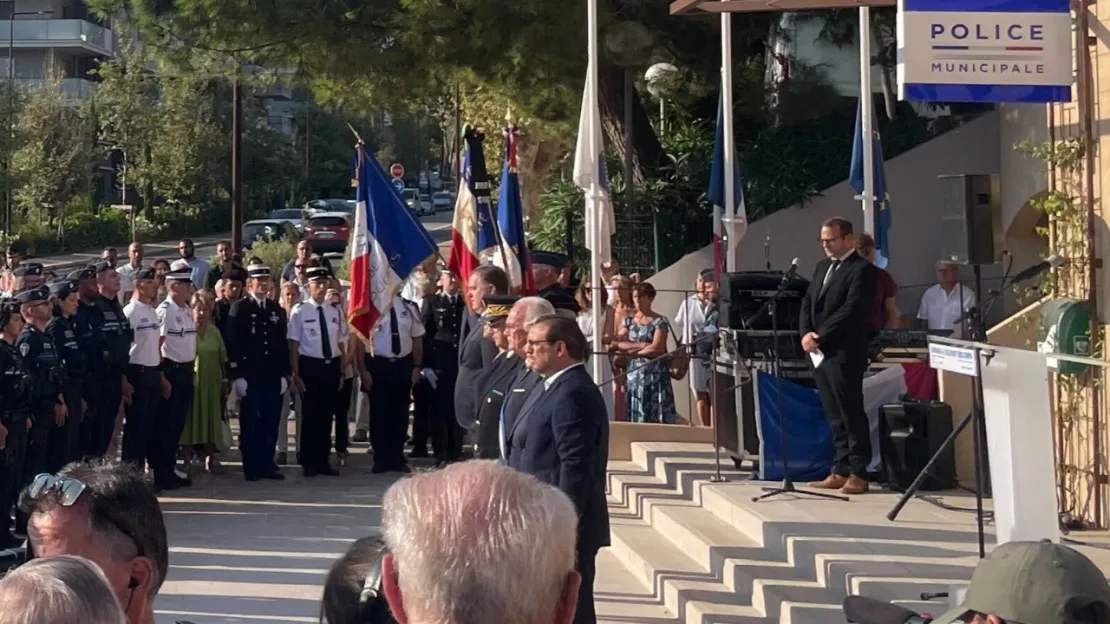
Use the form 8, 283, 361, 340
496, 125, 535, 293
707, 95, 747, 276
849, 100, 891, 269
348, 144, 438, 341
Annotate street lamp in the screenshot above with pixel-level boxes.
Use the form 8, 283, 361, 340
1, 4, 52, 234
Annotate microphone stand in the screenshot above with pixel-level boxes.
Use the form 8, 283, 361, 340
750, 268, 848, 503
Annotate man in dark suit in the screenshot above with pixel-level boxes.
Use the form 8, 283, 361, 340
799, 217, 876, 495
498, 297, 555, 459
508, 315, 609, 624
421, 270, 466, 464
472, 295, 521, 459
455, 265, 508, 434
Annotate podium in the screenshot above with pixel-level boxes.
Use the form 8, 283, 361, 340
929, 336, 1068, 544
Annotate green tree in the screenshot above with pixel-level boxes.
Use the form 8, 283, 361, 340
147, 76, 226, 204
11, 74, 96, 242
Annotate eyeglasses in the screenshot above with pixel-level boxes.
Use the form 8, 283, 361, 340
26, 474, 146, 558
819, 236, 845, 245
526, 339, 558, 347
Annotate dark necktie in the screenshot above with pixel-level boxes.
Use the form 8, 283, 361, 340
820, 259, 840, 296
318, 305, 333, 360
390, 305, 402, 355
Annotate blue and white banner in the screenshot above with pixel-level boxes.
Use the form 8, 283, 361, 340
897, 0, 1072, 103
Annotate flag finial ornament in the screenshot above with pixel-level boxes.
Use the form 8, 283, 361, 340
505, 105, 515, 126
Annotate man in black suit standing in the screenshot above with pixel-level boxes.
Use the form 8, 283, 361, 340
455, 265, 508, 434
420, 270, 465, 464
799, 217, 876, 496
508, 315, 609, 624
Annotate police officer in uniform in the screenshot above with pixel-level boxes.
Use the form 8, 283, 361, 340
45, 279, 86, 467
154, 267, 197, 491
356, 293, 425, 474
0, 296, 31, 548
420, 271, 465, 464
471, 296, 522, 459
288, 267, 346, 477
15, 286, 67, 482
227, 264, 290, 482
122, 268, 163, 482
531, 251, 580, 319
85, 262, 134, 457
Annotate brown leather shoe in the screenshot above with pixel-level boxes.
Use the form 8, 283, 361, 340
840, 475, 870, 495
809, 474, 848, 489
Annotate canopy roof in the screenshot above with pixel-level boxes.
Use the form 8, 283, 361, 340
670, 0, 894, 16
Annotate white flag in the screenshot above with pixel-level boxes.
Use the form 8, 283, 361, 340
572, 70, 615, 269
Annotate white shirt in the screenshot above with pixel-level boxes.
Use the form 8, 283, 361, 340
288, 297, 348, 360
674, 295, 712, 344
917, 283, 975, 336
543, 362, 584, 390
371, 298, 426, 358
123, 299, 161, 367
576, 312, 594, 342
116, 262, 143, 304
182, 257, 211, 289
158, 298, 198, 363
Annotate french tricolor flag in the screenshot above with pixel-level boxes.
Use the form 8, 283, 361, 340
347, 144, 438, 342
447, 126, 498, 286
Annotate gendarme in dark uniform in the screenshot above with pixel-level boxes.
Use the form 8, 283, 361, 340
471, 296, 522, 459
420, 281, 465, 463
70, 265, 108, 457
45, 279, 86, 468
15, 286, 67, 482
85, 262, 133, 457
532, 251, 580, 319
0, 297, 32, 548
153, 268, 198, 491
227, 264, 290, 482
288, 267, 346, 477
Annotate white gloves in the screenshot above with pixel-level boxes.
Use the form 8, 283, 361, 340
233, 379, 248, 398
421, 368, 438, 390
280, 377, 288, 395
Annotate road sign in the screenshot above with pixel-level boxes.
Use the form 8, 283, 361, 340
390, 163, 405, 179
392, 178, 405, 193
897, 0, 1071, 103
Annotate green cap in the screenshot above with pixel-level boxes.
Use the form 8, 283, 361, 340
933, 541, 1110, 624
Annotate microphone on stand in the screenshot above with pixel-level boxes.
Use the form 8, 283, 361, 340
843, 596, 933, 624
778, 258, 799, 288
1011, 253, 1065, 284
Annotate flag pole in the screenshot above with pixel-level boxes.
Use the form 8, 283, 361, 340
586, 0, 604, 386
720, 7, 737, 273
858, 7, 876, 236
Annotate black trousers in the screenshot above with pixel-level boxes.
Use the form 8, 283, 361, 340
122, 365, 163, 473
46, 384, 82, 473
431, 369, 462, 462
332, 378, 353, 454
573, 548, 598, 624
81, 369, 123, 458
812, 350, 871, 477
299, 356, 340, 471
152, 361, 194, 486
24, 403, 52, 481
0, 414, 28, 536
410, 377, 434, 454
366, 355, 413, 470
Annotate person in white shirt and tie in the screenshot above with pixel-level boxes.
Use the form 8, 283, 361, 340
288, 266, 347, 477
354, 293, 425, 474
154, 267, 198, 492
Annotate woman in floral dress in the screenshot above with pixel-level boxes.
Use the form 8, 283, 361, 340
610, 282, 677, 424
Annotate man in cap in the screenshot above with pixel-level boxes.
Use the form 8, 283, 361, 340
932, 540, 1110, 624
471, 295, 520, 459
417, 269, 465, 462
354, 287, 426, 474
83, 262, 134, 458
13, 286, 68, 515
531, 251, 580, 319
70, 265, 109, 458
121, 268, 164, 486
226, 263, 290, 481
9, 263, 44, 294
456, 265, 508, 436
0, 294, 32, 547
151, 267, 197, 491
45, 279, 86, 467
289, 266, 346, 477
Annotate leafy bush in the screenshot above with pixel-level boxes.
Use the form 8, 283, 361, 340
246, 238, 298, 276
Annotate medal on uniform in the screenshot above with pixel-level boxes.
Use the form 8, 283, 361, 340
19, 343, 29, 357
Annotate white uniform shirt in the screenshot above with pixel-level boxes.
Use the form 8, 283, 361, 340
158, 298, 198, 362
116, 262, 143, 304
674, 295, 712, 344
288, 297, 348, 360
916, 283, 975, 336
123, 299, 161, 367
371, 298, 425, 358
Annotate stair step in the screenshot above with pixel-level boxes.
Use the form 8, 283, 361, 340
594, 548, 681, 623
608, 517, 769, 624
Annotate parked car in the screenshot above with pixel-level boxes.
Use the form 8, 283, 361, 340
432, 191, 452, 212
269, 207, 310, 232
401, 188, 421, 216
303, 212, 352, 254
242, 219, 300, 250
417, 194, 434, 216
305, 198, 356, 215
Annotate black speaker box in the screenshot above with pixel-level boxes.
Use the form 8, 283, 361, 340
880, 400, 957, 492
719, 271, 809, 332
938, 174, 1002, 266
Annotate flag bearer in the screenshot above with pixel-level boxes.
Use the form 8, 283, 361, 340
356, 294, 425, 474
227, 264, 290, 482
153, 268, 197, 491
288, 267, 346, 478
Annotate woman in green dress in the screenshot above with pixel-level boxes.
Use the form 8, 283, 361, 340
180, 292, 229, 473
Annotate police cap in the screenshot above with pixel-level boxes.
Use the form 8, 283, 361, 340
247, 264, 272, 279
165, 267, 193, 283
481, 295, 518, 323
68, 266, 97, 282
531, 250, 568, 269
306, 267, 332, 282
14, 285, 48, 306
12, 264, 41, 278
133, 268, 156, 281
47, 279, 78, 299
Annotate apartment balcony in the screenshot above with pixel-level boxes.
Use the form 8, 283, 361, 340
13, 77, 96, 100
0, 19, 114, 56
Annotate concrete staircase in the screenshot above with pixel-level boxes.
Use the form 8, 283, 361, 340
604, 441, 992, 624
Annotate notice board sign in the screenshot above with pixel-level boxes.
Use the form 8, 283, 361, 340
897, 0, 1072, 103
